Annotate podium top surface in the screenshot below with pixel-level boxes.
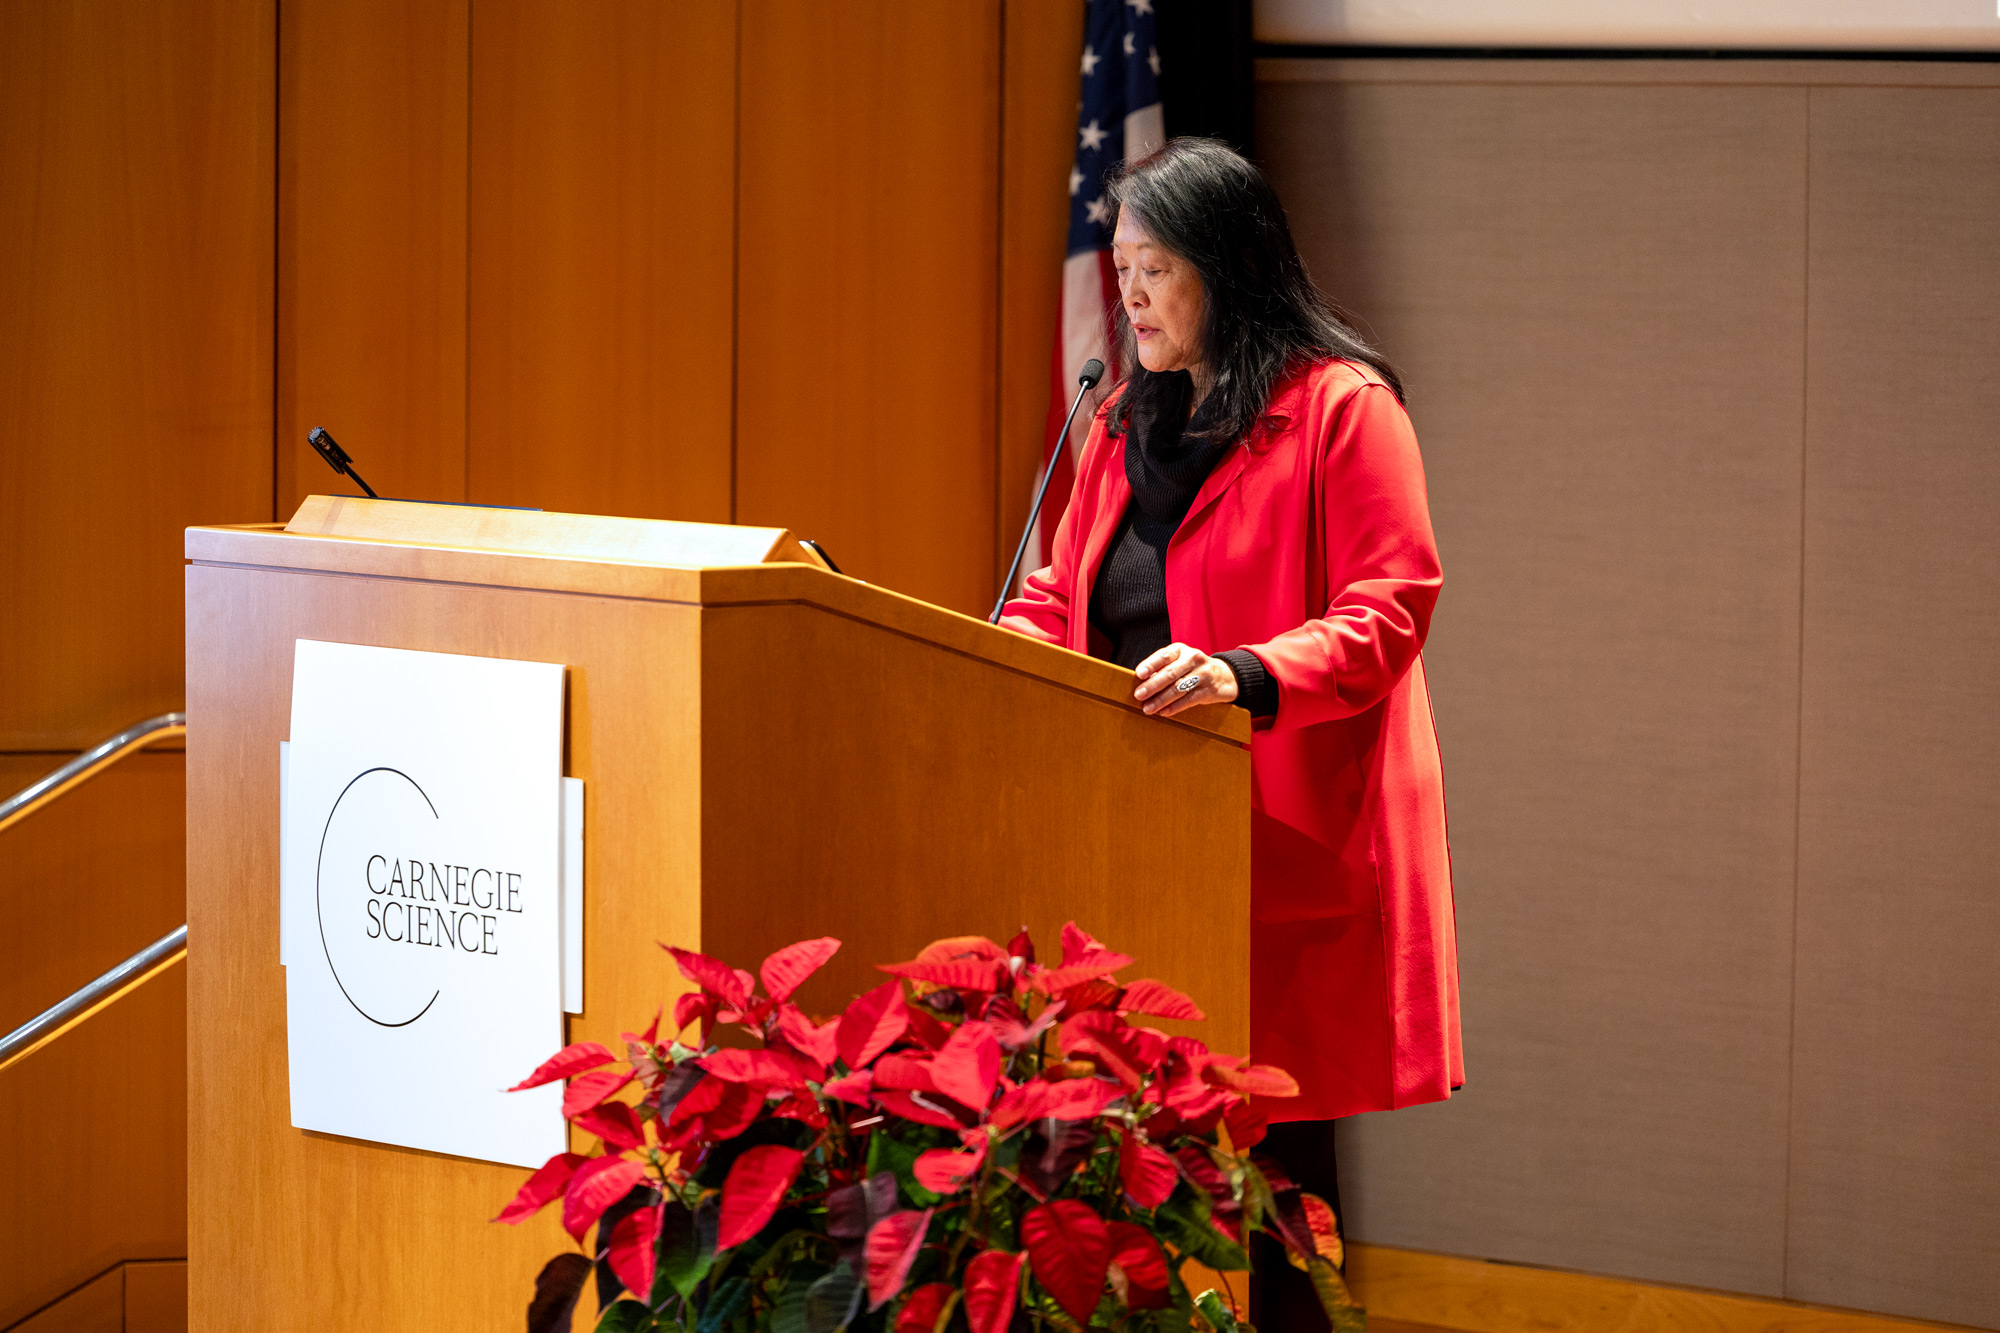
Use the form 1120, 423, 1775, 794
186, 499, 1250, 745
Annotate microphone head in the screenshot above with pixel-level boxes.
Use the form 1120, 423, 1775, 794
1078, 358, 1105, 389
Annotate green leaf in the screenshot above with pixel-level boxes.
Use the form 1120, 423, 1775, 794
770, 1277, 816, 1333
695, 1276, 750, 1333
805, 1259, 863, 1333
1237, 1159, 1278, 1235
594, 1298, 656, 1333
1156, 1190, 1249, 1273
1305, 1255, 1367, 1333
656, 1199, 719, 1302
864, 1126, 946, 1208
1192, 1289, 1240, 1332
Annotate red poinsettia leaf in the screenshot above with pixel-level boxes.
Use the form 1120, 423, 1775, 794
1006, 928, 1036, 967
895, 1283, 956, 1333
1202, 1060, 1300, 1099
717, 1144, 806, 1250
562, 1155, 646, 1241
837, 979, 910, 1069
657, 1077, 761, 1153
1105, 1221, 1170, 1310
1034, 952, 1136, 995
985, 996, 1062, 1052
929, 1020, 1003, 1110
760, 936, 841, 1003
872, 1087, 971, 1130
914, 935, 1009, 965
772, 1087, 829, 1128
700, 1080, 765, 1142
701, 1047, 820, 1088
911, 1141, 986, 1194
1176, 1145, 1234, 1206
902, 1003, 953, 1052
963, 1248, 1027, 1333
493, 1151, 586, 1223
508, 1041, 617, 1091
1021, 1198, 1111, 1324
1058, 1010, 1159, 1090
871, 1052, 938, 1091
1117, 1134, 1178, 1209
1116, 978, 1205, 1022
564, 1068, 636, 1120
987, 1074, 1124, 1131
1224, 1097, 1269, 1151
662, 944, 756, 1010
878, 958, 1008, 991
1058, 922, 1103, 967
865, 1208, 934, 1310
823, 1069, 875, 1106
673, 990, 716, 1037
633, 1006, 663, 1047
776, 1003, 841, 1067
572, 1099, 645, 1152
1300, 1191, 1345, 1266
605, 1199, 662, 1299
1053, 977, 1121, 1016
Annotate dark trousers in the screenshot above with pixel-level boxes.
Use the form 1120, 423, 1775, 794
1246, 1118, 1343, 1332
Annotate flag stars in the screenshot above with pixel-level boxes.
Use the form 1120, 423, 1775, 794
1085, 195, 1112, 226
1080, 45, 1100, 76
1069, 165, 1084, 197
1126, 0, 1154, 12
1123, 32, 1135, 56
1149, 45, 1161, 76
1079, 119, 1108, 152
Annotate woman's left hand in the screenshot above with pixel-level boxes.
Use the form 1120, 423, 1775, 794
1134, 643, 1239, 718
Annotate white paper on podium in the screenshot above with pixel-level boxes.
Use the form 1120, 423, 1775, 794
279, 639, 567, 1168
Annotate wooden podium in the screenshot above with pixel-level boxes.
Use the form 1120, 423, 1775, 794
184, 498, 1250, 1331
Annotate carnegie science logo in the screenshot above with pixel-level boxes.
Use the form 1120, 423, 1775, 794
314, 766, 527, 1028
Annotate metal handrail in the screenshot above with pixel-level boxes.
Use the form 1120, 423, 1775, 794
0, 924, 188, 1071
0, 711, 186, 836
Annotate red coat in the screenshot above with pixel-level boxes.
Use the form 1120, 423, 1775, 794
1002, 358, 1462, 1121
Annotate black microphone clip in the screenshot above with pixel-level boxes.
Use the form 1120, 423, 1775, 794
307, 427, 381, 499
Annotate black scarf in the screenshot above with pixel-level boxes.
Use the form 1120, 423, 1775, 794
1123, 381, 1231, 523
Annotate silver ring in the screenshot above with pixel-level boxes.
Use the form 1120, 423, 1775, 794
1174, 675, 1201, 695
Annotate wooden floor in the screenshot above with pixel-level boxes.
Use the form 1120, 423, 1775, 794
1346, 1244, 1987, 1333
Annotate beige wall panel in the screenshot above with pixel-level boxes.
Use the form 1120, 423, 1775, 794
0, 963, 186, 1329
0, 0, 273, 749
277, 0, 468, 510
735, 1, 1001, 615
0, 752, 186, 1033
997, 0, 1085, 589
467, 1, 736, 522
1788, 87, 2000, 1329
1258, 76, 1807, 1294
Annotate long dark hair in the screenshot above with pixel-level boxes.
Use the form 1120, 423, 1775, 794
1104, 138, 1401, 451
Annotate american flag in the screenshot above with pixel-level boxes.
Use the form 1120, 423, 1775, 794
1024, 0, 1164, 579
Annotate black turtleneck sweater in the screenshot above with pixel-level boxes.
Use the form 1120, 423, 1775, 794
1086, 401, 1279, 719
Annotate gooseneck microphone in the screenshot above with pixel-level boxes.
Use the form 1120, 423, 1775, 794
307, 427, 380, 499
989, 358, 1106, 624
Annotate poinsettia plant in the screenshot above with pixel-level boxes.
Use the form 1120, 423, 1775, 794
495, 924, 1362, 1333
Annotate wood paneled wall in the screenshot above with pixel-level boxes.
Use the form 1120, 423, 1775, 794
0, 0, 273, 752
2, 0, 1082, 764
1258, 56, 2000, 1329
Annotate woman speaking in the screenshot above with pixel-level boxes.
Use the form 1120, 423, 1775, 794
1000, 139, 1461, 1326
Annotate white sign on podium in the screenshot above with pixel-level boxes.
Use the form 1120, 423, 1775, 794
279, 639, 570, 1168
